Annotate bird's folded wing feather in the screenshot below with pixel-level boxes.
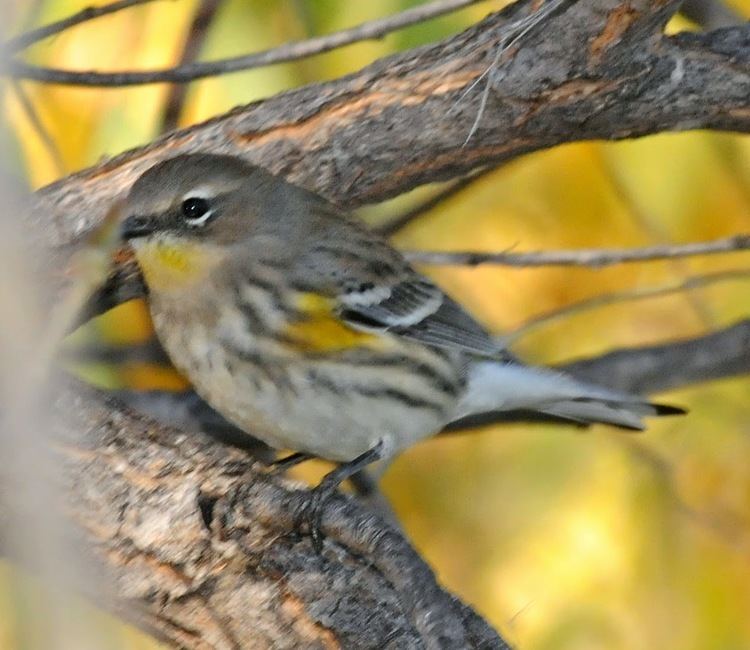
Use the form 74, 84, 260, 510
339, 278, 506, 357
290, 202, 513, 359
298, 240, 511, 360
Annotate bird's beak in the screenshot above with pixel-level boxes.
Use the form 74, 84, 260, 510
120, 214, 155, 240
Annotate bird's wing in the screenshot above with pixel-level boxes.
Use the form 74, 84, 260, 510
338, 276, 504, 357
290, 209, 508, 358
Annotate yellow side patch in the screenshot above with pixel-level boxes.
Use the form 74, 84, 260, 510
134, 240, 224, 292
285, 292, 379, 353
120, 362, 191, 392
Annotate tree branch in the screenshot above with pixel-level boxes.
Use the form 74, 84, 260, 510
0, 379, 507, 649
27, 1, 750, 248
505, 268, 750, 343
4, 0, 160, 53
404, 234, 750, 267
75, 235, 750, 333
6, 0, 490, 85
21, 316, 747, 650
159, 0, 223, 133
559, 319, 750, 394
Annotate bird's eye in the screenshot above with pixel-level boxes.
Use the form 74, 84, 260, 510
181, 196, 213, 227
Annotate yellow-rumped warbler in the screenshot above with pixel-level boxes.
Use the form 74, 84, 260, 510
120, 154, 683, 543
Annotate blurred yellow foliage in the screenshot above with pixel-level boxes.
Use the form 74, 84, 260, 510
2, 0, 750, 648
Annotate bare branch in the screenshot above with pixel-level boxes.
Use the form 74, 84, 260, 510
0, 378, 509, 649
377, 168, 493, 237
458, 0, 578, 144
505, 268, 750, 343
600, 154, 719, 328
7, 0, 490, 86
405, 234, 750, 267
559, 319, 750, 395
13, 318, 744, 650
5, 0, 161, 53
78, 239, 750, 333
27, 6, 750, 248
160, 0, 223, 133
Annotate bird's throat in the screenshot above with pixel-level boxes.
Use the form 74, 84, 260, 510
132, 238, 225, 292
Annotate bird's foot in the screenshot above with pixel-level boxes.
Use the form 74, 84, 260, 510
293, 440, 385, 553
269, 451, 314, 475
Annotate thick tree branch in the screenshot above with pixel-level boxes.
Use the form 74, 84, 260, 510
0, 379, 506, 649
21, 322, 748, 650
28, 1, 750, 249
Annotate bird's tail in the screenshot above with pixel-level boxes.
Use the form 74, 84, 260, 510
452, 360, 685, 431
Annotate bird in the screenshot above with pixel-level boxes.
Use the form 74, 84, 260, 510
119, 153, 684, 547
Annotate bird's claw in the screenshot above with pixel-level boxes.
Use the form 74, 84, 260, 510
289, 441, 385, 553
293, 484, 334, 553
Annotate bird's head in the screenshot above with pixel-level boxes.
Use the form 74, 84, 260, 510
121, 153, 275, 290
121, 153, 273, 245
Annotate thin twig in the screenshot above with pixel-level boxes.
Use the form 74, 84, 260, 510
404, 234, 750, 267
377, 168, 492, 237
9, 79, 65, 175
505, 268, 750, 344
600, 151, 718, 329
160, 0, 223, 133
5, 0, 161, 53
7, 0, 489, 86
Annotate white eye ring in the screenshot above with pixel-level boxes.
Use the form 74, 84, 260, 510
181, 195, 214, 227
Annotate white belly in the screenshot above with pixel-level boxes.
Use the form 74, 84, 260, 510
150, 300, 459, 462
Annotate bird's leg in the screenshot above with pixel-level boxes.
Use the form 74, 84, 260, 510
271, 453, 378, 498
296, 440, 385, 552
270, 451, 314, 474
348, 469, 378, 497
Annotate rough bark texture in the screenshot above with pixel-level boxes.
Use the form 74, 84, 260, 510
11, 380, 502, 649
9, 0, 750, 647
29, 0, 750, 246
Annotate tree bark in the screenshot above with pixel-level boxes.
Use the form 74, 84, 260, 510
9, 0, 750, 647
0, 379, 505, 649
29, 0, 750, 245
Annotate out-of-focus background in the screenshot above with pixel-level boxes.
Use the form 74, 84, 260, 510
2, 1, 750, 648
